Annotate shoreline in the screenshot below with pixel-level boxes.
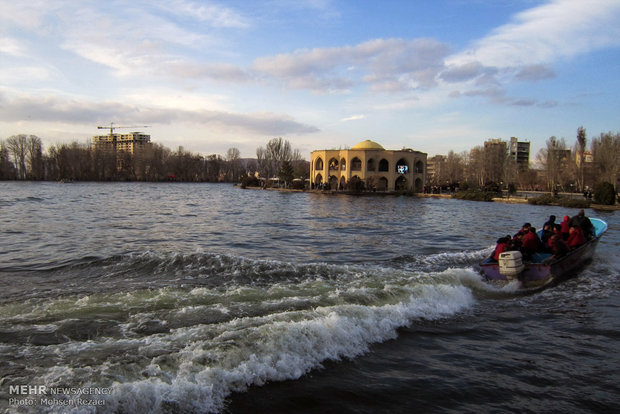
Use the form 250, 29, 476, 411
237, 185, 619, 210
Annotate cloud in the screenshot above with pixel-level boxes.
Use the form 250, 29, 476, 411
440, 0, 620, 106
155, 0, 250, 28
0, 37, 26, 57
341, 114, 365, 122
165, 61, 250, 82
252, 38, 450, 93
440, 62, 488, 83
449, 0, 620, 68
0, 93, 319, 136
514, 64, 555, 81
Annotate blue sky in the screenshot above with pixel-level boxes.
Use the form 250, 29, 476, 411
1, 0, 619, 159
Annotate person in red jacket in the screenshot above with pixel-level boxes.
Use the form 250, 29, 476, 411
560, 215, 570, 240
521, 226, 543, 256
492, 236, 512, 261
549, 233, 570, 259
566, 225, 586, 249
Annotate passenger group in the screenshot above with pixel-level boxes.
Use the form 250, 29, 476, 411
492, 210, 594, 262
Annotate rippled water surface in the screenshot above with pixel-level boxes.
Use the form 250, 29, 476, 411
0, 182, 618, 413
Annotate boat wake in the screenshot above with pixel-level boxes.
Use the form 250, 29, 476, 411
0, 250, 492, 413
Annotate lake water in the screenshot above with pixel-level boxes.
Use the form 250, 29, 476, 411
0, 182, 618, 413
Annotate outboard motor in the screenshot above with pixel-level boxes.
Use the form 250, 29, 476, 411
498, 251, 525, 279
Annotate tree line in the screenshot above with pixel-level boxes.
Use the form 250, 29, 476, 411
428, 128, 619, 193
0, 135, 308, 183
2, 129, 617, 192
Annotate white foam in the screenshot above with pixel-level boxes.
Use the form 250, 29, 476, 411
100, 281, 476, 413
5, 259, 483, 414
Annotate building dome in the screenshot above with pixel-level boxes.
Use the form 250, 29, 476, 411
352, 139, 384, 150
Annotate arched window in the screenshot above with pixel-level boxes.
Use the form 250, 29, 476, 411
415, 177, 423, 192
415, 160, 424, 174
396, 158, 409, 174
315, 157, 323, 171
351, 157, 362, 171
329, 175, 339, 189
367, 158, 376, 171
378, 159, 389, 172
340, 158, 346, 171
377, 177, 388, 191
328, 158, 339, 170
395, 176, 408, 191
315, 173, 323, 185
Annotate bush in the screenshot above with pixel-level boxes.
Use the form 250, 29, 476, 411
291, 179, 306, 190
527, 194, 591, 208
482, 181, 502, 194
453, 189, 496, 201
507, 183, 517, 196
528, 194, 556, 205
593, 181, 616, 205
560, 198, 591, 208
240, 175, 260, 188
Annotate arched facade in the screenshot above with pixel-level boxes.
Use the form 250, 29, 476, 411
310, 139, 427, 192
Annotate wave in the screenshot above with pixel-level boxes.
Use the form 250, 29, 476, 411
14, 272, 476, 413
0, 252, 488, 413
389, 248, 492, 272
9, 247, 603, 413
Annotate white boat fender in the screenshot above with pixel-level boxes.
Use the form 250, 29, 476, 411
499, 251, 525, 278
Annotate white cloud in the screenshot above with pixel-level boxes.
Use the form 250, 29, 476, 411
340, 114, 365, 122
0, 92, 319, 136
155, 0, 250, 28
0, 37, 26, 57
448, 0, 620, 68
252, 38, 450, 93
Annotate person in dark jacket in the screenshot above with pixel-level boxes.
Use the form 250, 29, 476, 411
569, 209, 594, 238
544, 215, 556, 229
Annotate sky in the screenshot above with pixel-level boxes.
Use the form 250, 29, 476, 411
1, 0, 619, 159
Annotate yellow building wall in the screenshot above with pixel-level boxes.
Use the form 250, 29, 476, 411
310, 147, 426, 192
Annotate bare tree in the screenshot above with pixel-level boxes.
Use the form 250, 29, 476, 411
466, 146, 484, 186
575, 126, 587, 191
225, 147, 242, 181
256, 137, 302, 183
444, 150, 464, 185
591, 132, 620, 185
482, 140, 508, 186
6, 135, 28, 179
26, 135, 43, 180
0, 141, 16, 179
537, 136, 569, 192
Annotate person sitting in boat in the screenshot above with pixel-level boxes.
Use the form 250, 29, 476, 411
511, 223, 529, 250
566, 225, 586, 249
516, 222, 531, 237
569, 209, 594, 239
544, 215, 556, 230
521, 226, 544, 257
548, 233, 570, 259
492, 236, 512, 261
560, 215, 571, 240
548, 224, 563, 249
541, 222, 554, 246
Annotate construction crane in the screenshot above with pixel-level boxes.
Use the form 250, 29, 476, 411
97, 122, 150, 135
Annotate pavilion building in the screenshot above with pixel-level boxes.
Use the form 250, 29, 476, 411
310, 139, 427, 192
